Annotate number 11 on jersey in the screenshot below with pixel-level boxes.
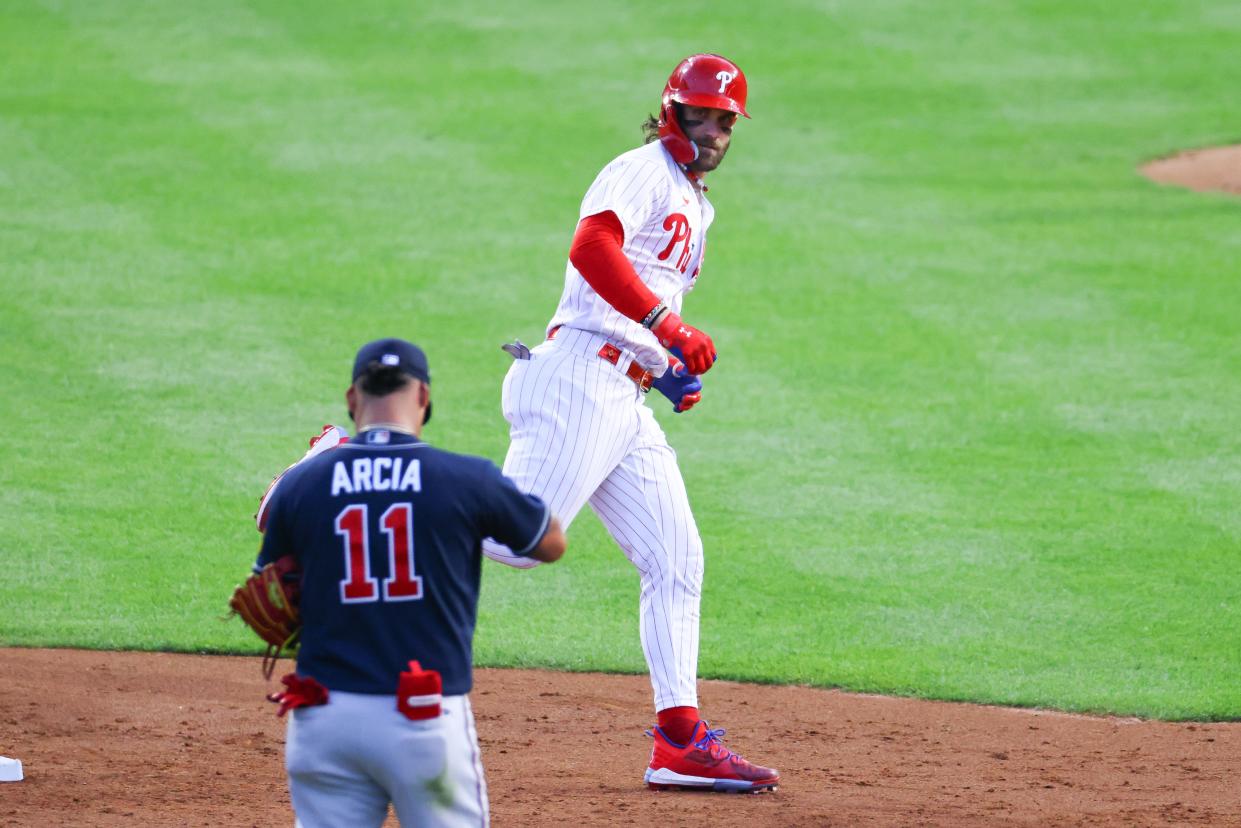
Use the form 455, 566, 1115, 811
334, 503, 424, 604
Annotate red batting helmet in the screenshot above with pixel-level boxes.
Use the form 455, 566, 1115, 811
658, 54, 750, 166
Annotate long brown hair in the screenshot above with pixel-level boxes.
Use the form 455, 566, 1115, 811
641, 113, 660, 143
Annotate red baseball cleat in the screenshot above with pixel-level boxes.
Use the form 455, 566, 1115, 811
644, 721, 779, 793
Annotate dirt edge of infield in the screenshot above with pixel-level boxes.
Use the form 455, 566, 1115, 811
1, 647, 1238, 827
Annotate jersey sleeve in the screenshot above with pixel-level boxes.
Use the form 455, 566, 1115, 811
579, 158, 669, 243
477, 462, 552, 557
255, 476, 296, 572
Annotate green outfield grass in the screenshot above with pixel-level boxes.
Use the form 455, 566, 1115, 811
3, 0, 1239, 719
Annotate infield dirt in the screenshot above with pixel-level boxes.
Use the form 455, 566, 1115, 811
1, 648, 1237, 826
1140, 143, 1241, 195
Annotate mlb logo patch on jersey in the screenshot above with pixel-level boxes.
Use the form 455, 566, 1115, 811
367, 429, 391, 444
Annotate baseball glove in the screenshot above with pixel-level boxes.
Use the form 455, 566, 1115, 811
228, 555, 302, 679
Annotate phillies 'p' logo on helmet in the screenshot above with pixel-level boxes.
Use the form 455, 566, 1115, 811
658, 54, 750, 166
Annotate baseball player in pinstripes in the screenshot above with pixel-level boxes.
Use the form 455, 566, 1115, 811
483, 54, 779, 792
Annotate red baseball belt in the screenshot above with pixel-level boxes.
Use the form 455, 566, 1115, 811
548, 326, 653, 392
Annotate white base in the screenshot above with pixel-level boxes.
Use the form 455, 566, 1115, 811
0, 757, 22, 782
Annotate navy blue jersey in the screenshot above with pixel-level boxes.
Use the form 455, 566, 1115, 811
257, 428, 549, 695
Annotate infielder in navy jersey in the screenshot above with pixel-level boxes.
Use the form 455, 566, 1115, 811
256, 338, 565, 827
482, 54, 779, 792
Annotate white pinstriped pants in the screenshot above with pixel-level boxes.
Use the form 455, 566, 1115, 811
483, 327, 704, 711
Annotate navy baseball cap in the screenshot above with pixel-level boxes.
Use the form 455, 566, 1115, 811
352, 338, 431, 385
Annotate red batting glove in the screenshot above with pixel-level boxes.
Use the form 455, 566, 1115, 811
652, 312, 717, 375
267, 673, 330, 717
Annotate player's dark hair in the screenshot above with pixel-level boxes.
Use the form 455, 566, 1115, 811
358, 361, 412, 397
642, 113, 660, 143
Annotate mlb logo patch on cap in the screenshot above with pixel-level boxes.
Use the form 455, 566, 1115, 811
352, 338, 431, 384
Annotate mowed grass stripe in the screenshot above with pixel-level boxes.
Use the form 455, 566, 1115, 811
685, 235, 1239, 717
2, 2, 352, 647
3, 1, 1238, 718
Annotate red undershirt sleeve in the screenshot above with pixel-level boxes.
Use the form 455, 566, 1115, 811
568, 211, 662, 323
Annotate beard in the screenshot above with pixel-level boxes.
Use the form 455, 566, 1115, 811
688, 140, 729, 173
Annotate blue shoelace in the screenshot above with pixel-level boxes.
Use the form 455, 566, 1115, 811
693, 725, 735, 759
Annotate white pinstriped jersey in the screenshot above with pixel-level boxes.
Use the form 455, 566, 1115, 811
485, 143, 719, 714
546, 140, 715, 374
